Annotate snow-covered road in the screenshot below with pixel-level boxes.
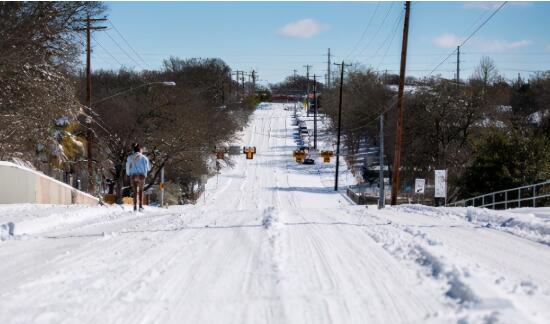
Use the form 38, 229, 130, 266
1, 103, 549, 324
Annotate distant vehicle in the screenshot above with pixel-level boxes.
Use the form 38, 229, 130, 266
228, 146, 242, 155
303, 158, 315, 165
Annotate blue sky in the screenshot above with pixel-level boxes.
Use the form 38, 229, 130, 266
87, 1, 550, 85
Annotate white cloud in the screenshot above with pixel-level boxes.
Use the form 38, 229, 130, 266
277, 18, 328, 39
479, 39, 531, 52
433, 34, 532, 52
463, 1, 531, 10
433, 34, 466, 48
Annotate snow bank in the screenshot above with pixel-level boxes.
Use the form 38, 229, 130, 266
393, 205, 550, 246
0, 204, 160, 239
360, 212, 478, 308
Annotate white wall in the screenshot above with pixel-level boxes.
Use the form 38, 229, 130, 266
0, 161, 98, 205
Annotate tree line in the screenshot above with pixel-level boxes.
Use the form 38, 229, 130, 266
0, 2, 259, 204
274, 57, 550, 202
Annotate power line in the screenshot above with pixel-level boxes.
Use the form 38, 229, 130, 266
104, 29, 147, 70
341, 96, 398, 133
374, 10, 405, 70
428, 1, 507, 76
371, 9, 403, 60
91, 34, 125, 68
355, 2, 396, 59
460, 1, 507, 48
108, 21, 150, 67
345, 1, 381, 59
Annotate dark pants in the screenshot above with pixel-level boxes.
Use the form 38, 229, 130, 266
131, 174, 145, 207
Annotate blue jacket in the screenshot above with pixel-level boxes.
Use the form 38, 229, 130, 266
126, 152, 151, 176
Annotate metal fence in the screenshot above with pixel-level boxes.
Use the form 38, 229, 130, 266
447, 180, 550, 209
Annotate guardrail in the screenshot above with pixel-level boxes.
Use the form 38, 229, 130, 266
447, 180, 550, 209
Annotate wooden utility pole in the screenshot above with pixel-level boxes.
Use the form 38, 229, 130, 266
313, 74, 317, 149
233, 70, 243, 98
80, 15, 107, 194
303, 65, 312, 116
333, 61, 351, 191
378, 114, 385, 209
251, 70, 256, 93
327, 48, 331, 88
456, 45, 460, 86
390, 1, 411, 205
240, 72, 245, 96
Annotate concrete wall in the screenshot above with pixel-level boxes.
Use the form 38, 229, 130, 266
0, 161, 98, 205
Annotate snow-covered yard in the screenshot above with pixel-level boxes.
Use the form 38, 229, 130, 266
1, 103, 549, 323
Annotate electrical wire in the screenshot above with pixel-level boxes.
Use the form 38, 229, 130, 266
341, 97, 398, 133
355, 2, 396, 59
374, 11, 404, 70
370, 8, 403, 61
104, 29, 148, 70
91, 34, 125, 67
108, 21, 150, 67
345, 1, 381, 59
428, 1, 508, 76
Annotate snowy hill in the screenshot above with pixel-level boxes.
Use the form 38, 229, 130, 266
1, 103, 549, 323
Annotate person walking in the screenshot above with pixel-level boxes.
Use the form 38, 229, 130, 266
126, 143, 151, 212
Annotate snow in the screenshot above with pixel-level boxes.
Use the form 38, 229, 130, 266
1, 103, 549, 323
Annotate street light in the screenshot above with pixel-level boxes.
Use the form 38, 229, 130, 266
92, 81, 176, 106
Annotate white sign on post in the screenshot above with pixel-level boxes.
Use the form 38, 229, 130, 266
414, 179, 426, 194
434, 170, 447, 198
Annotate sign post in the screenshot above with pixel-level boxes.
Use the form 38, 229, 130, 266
434, 170, 447, 206
415, 178, 425, 204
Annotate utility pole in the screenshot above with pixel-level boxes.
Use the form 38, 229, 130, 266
390, 1, 411, 206
79, 14, 107, 194
232, 71, 239, 98
303, 65, 312, 117
251, 70, 256, 94
327, 48, 332, 88
456, 45, 460, 86
378, 114, 385, 209
227, 71, 232, 99
333, 61, 351, 191
293, 69, 298, 79
241, 72, 245, 96
313, 74, 317, 149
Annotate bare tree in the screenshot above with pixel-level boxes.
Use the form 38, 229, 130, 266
472, 56, 499, 88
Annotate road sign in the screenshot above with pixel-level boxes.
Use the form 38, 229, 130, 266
435, 170, 447, 198
293, 150, 306, 163
414, 178, 425, 194
320, 150, 334, 163
243, 146, 256, 159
